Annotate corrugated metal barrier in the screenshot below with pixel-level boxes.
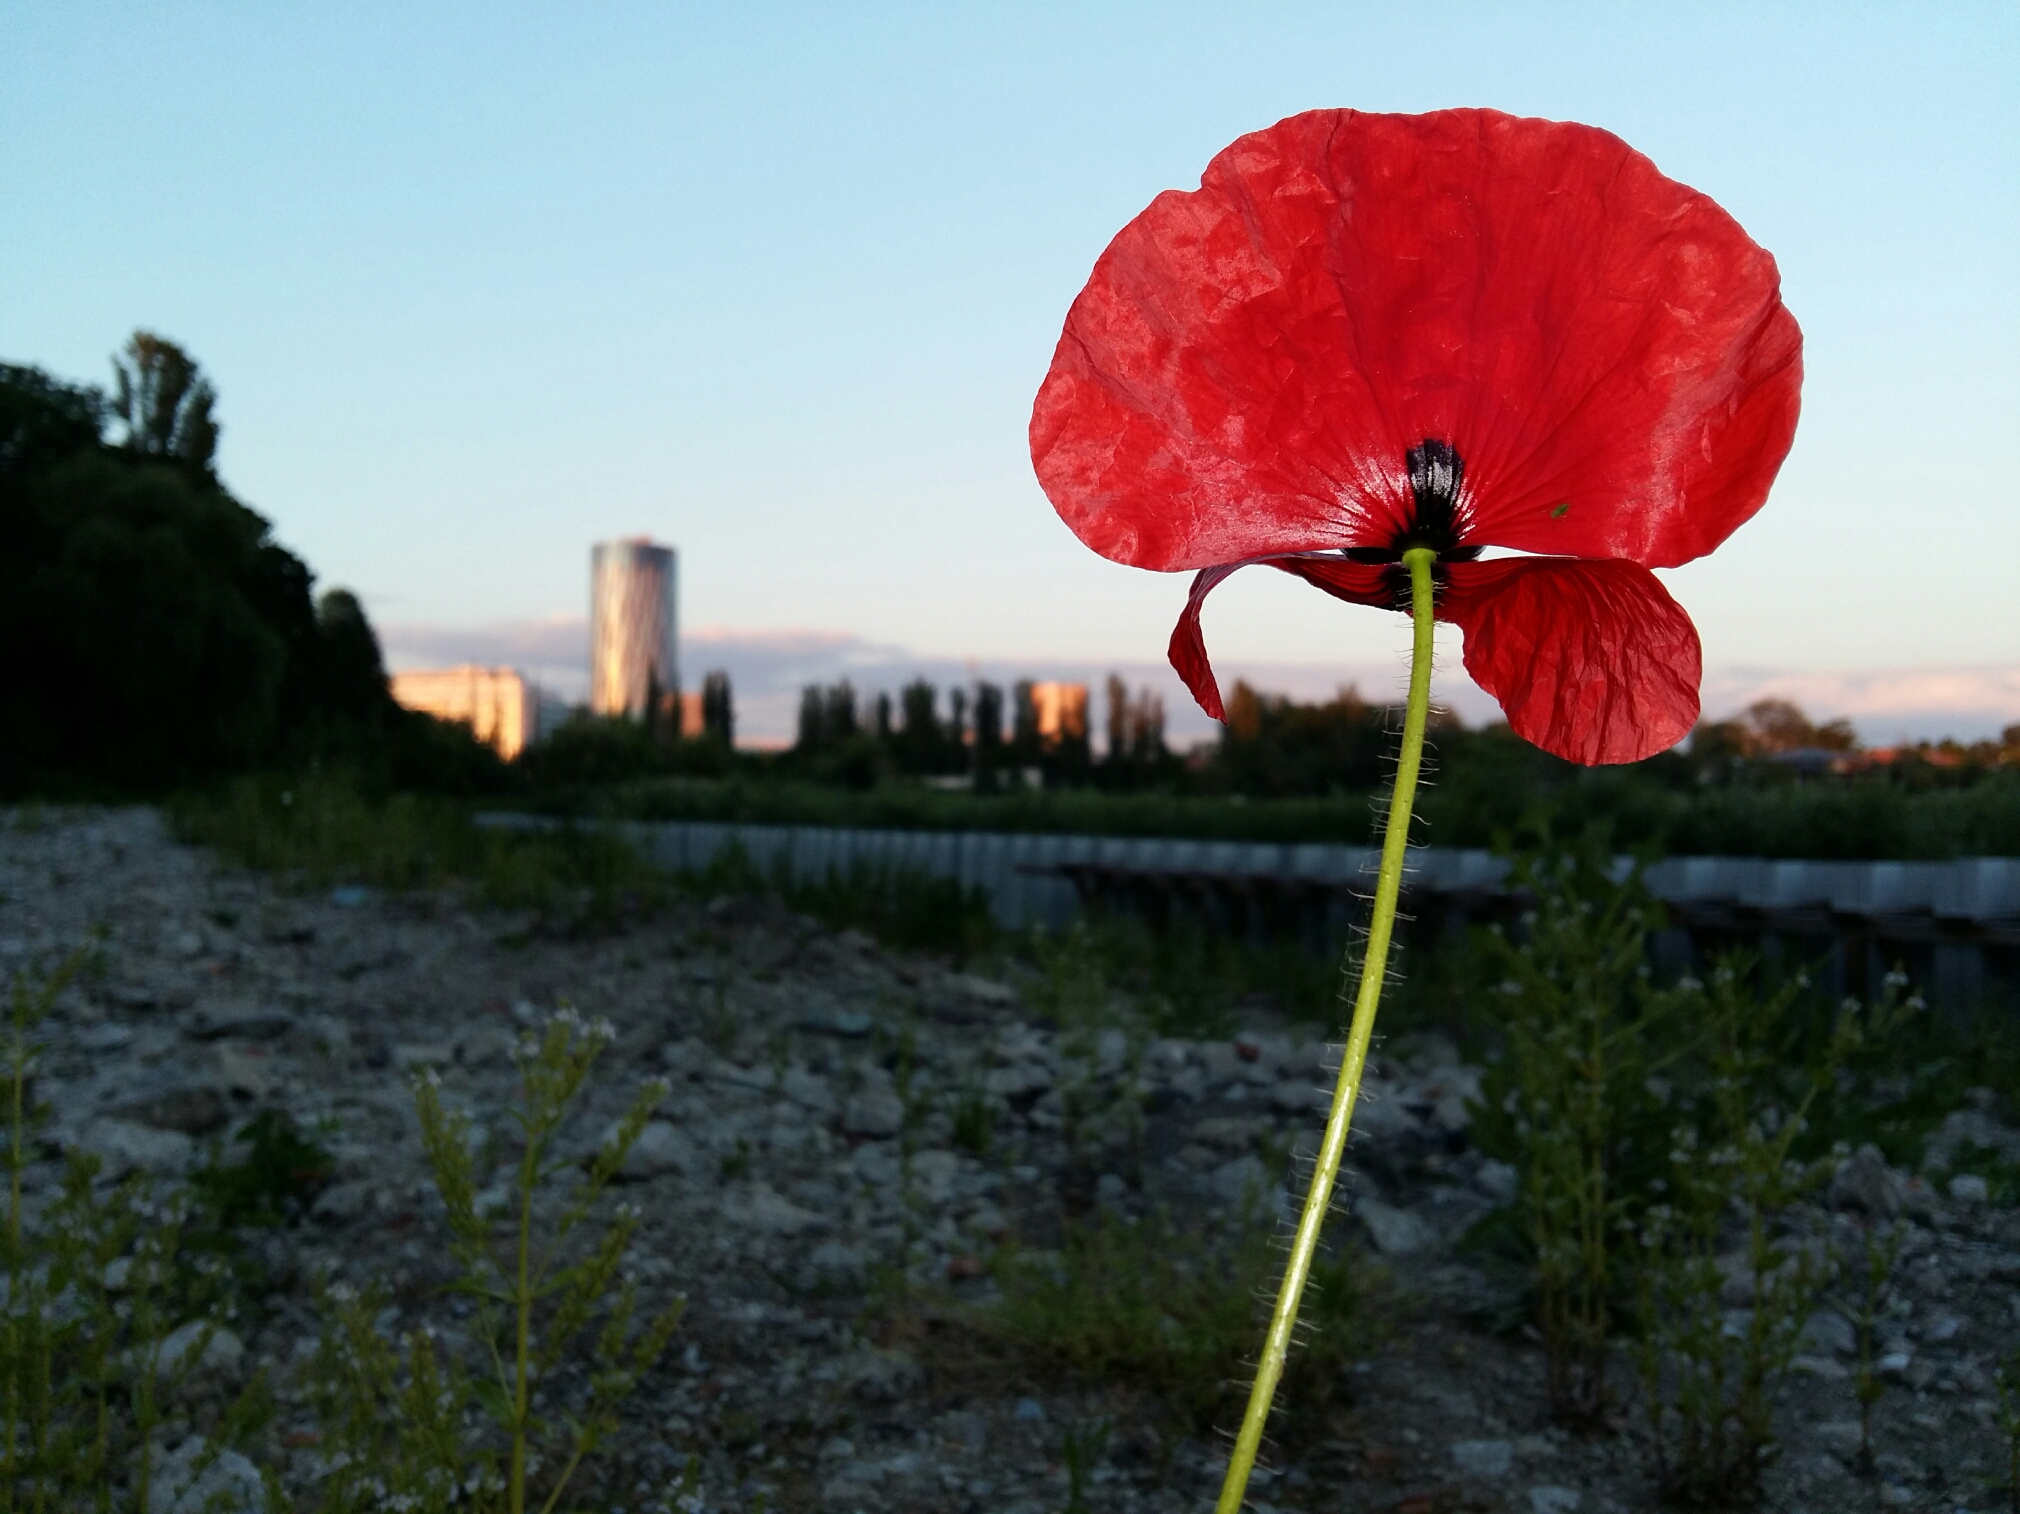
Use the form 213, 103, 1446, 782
479, 815, 2020, 1010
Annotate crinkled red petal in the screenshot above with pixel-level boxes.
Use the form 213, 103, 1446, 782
1440, 558, 1701, 765
1167, 557, 1393, 722
1166, 564, 1242, 721
1032, 108, 1801, 573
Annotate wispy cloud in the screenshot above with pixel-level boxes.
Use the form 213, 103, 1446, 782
378, 618, 2019, 748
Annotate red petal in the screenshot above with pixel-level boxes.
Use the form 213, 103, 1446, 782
1268, 556, 1398, 609
1031, 109, 1801, 573
1167, 564, 1242, 720
1441, 558, 1701, 765
1169, 556, 1394, 722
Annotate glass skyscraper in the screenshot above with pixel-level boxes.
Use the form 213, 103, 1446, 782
590, 538, 677, 718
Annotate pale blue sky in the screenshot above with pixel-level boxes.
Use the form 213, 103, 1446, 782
5, 3, 2017, 737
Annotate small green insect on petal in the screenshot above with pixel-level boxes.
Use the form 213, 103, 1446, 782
1549, 501, 1570, 519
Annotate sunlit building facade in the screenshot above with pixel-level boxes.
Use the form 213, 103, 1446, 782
1029, 681, 1088, 747
390, 666, 538, 759
591, 538, 678, 719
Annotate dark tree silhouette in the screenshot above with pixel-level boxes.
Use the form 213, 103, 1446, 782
701, 671, 734, 743
112, 331, 219, 475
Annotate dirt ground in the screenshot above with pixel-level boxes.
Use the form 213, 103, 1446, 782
2, 806, 2014, 1513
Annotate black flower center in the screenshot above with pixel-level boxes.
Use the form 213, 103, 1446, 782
1340, 438, 1483, 564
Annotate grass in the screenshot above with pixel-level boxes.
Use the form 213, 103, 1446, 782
1, 946, 696, 1511
172, 774, 670, 932
514, 762, 2020, 860
976, 1208, 1381, 1446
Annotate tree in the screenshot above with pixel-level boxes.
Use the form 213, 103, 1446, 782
0, 364, 103, 479
0, 348, 505, 796
111, 331, 219, 476
973, 683, 1003, 751
895, 679, 945, 774
700, 671, 734, 743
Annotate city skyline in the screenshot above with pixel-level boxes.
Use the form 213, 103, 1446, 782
377, 614, 2020, 750
5, 5, 2015, 746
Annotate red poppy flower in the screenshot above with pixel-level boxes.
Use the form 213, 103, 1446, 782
1030, 109, 1802, 765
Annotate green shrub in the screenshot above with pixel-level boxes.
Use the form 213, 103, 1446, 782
1, 953, 271, 1509
984, 1209, 1376, 1439
1470, 842, 1681, 1422
310, 1008, 681, 1513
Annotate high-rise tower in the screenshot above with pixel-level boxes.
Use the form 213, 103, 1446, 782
590, 538, 677, 718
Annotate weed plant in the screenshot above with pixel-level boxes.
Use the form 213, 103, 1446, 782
1471, 842, 1681, 1422
1058, 1416, 1110, 1513
1835, 1221, 1903, 1476
309, 1008, 682, 1513
1997, 1349, 2020, 1514
172, 776, 663, 932
984, 1208, 1377, 1443
1629, 963, 1875, 1505
1472, 839, 1948, 1502
1, 954, 268, 1511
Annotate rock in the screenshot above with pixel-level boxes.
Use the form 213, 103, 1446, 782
1528, 1488, 1581, 1514
1900, 1174, 1938, 1222
311, 1180, 372, 1223
116, 1083, 228, 1135
618, 1121, 707, 1181
1349, 1080, 1419, 1141
1095, 1172, 1129, 1210
842, 1086, 905, 1139
213, 1044, 273, 1099
1800, 1309, 1857, 1356
393, 1042, 454, 1071
1877, 1349, 1913, 1381
1828, 1144, 1904, 1221
721, 1181, 826, 1235
801, 1241, 867, 1289
1270, 1080, 1319, 1114
157, 1321, 245, 1378
1950, 1172, 1991, 1203
780, 1064, 837, 1117
797, 1008, 873, 1038
1815, 1421, 1866, 1461
1194, 1116, 1267, 1153
148, 1438, 265, 1514
1451, 1438, 1514, 1476
1421, 1066, 1483, 1131
76, 1023, 134, 1052
1474, 1159, 1519, 1204
983, 1062, 1050, 1102
1095, 1027, 1130, 1075
909, 1149, 961, 1205
947, 973, 1017, 1007
1357, 1196, 1436, 1256
841, 1343, 922, 1401
182, 1002, 295, 1040
76, 1118, 193, 1177
1210, 1154, 1273, 1206
1923, 1311, 1963, 1344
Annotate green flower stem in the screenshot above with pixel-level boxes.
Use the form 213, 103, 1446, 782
1216, 545, 1438, 1514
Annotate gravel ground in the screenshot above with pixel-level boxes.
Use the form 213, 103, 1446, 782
2, 806, 2016, 1513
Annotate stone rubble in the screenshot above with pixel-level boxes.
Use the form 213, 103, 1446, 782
0, 807, 2015, 1512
